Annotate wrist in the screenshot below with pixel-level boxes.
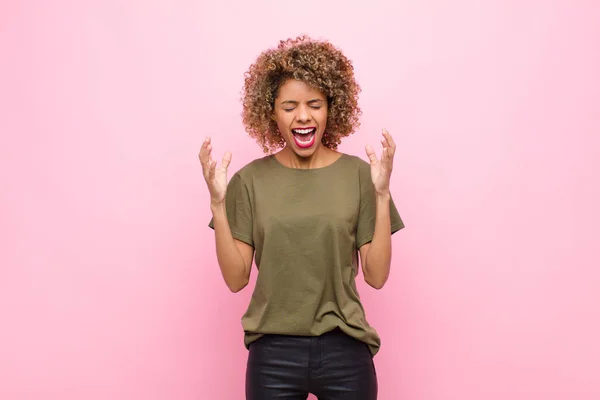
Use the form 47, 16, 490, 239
210, 199, 226, 213
375, 191, 391, 201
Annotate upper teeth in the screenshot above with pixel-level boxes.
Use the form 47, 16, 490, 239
294, 128, 313, 134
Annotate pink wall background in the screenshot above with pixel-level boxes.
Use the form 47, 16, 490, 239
1, 1, 599, 399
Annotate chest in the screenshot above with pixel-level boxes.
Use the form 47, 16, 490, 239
252, 175, 360, 238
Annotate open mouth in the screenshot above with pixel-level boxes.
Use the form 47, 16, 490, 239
291, 127, 316, 149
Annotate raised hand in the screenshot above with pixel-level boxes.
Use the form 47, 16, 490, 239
365, 129, 396, 196
198, 136, 232, 204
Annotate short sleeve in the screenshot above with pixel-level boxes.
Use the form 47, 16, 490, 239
208, 173, 254, 247
356, 162, 405, 249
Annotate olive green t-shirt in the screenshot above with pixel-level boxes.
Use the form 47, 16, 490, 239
208, 153, 404, 356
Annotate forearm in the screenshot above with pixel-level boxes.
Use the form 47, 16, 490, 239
210, 202, 250, 292
364, 193, 392, 289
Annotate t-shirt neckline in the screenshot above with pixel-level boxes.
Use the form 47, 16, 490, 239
270, 153, 346, 171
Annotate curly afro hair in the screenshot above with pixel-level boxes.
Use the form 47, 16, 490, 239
241, 35, 362, 153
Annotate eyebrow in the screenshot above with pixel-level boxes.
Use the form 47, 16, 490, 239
280, 99, 325, 105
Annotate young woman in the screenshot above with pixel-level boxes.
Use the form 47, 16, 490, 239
199, 35, 404, 400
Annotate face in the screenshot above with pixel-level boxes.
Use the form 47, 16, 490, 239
272, 79, 328, 157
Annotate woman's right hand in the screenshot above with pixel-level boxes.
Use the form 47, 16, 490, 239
198, 136, 232, 205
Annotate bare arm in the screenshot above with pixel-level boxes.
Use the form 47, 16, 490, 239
359, 193, 392, 289
360, 129, 397, 289
211, 202, 254, 292
199, 136, 254, 292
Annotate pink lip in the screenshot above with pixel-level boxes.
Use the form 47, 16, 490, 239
291, 126, 316, 131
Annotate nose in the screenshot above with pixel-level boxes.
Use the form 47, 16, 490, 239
296, 104, 311, 123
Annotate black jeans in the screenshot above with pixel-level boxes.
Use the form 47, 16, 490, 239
246, 328, 378, 399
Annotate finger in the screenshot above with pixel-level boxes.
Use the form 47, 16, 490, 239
199, 136, 210, 152
382, 128, 396, 159
202, 158, 214, 180
381, 138, 388, 151
365, 144, 378, 164
382, 129, 396, 153
198, 137, 211, 164
221, 152, 232, 170
382, 137, 395, 162
207, 143, 214, 161
208, 159, 216, 181
381, 146, 389, 164
204, 147, 214, 172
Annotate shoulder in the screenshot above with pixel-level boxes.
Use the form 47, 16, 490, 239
338, 153, 368, 166
337, 154, 374, 195
232, 155, 275, 182
338, 153, 371, 175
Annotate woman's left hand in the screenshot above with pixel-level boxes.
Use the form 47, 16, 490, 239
365, 129, 396, 196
